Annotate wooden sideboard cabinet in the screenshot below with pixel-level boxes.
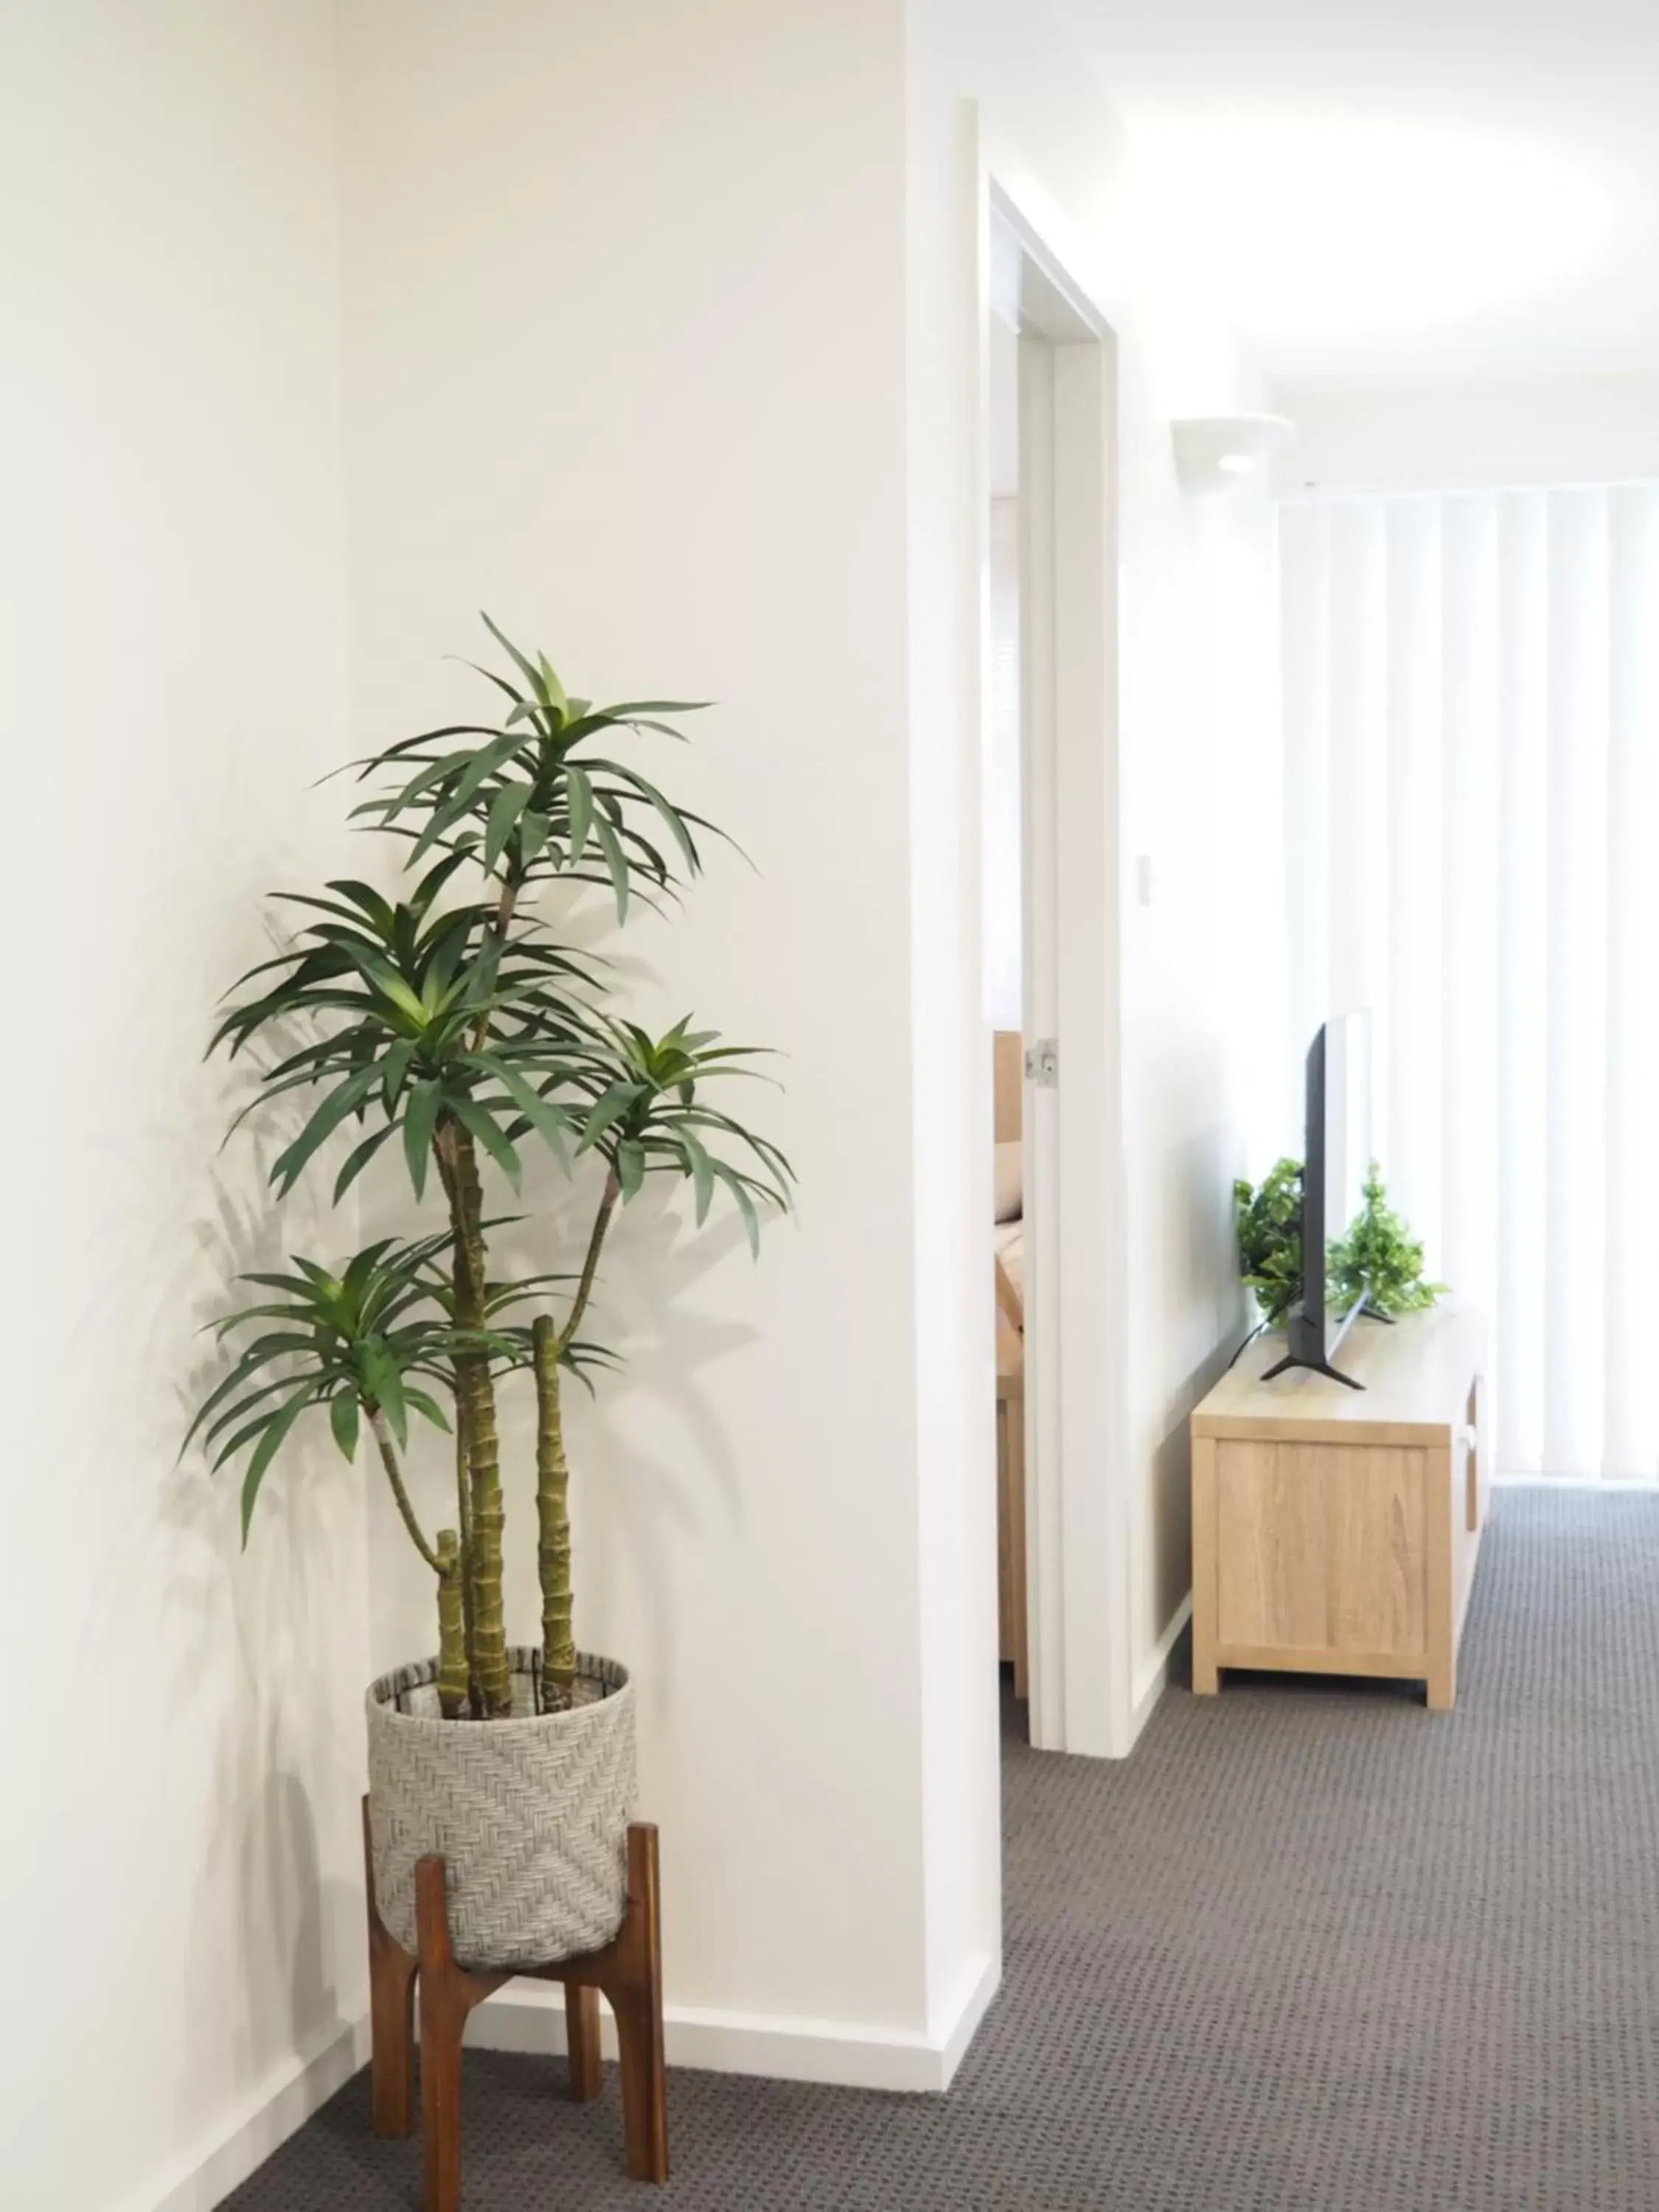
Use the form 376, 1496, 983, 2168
1189, 1302, 1488, 1710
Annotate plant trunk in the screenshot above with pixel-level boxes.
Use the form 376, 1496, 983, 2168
445, 1118, 512, 1717
560, 1167, 620, 1352
453, 1393, 481, 1717
532, 1315, 576, 1701
435, 1528, 467, 1718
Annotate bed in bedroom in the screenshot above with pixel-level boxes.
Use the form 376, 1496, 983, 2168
994, 1031, 1027, 1698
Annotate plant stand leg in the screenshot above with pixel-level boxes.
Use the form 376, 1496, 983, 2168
605, 1826, 669, 2183
363, 1797, 417, 2139
566, 1983, 603, 2104
389, 1826, 667, 2201
415, 1855, 507, 2212
530, 1823, 668, 2178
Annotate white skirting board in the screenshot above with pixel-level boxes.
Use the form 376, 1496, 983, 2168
127, 2018, 368, 2212
1129, 1593, 1193, 1746
470, 1949, 1001, 2096
130, 1953, 999, 2211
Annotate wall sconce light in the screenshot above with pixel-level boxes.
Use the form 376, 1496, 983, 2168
1171, 413, 1294, 495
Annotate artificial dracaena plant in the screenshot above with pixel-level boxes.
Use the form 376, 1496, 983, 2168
187, 618, 793, 1720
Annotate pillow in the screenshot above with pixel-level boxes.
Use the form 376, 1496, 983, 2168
995, 1225, 1024, 1310
994, 1139, 1023, 1223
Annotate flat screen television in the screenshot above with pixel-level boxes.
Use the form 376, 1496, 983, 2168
1262, 1011, 1375, 1388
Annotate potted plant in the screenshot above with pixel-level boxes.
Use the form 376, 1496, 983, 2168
1329, 1162, 1446, 1316
1232, 1156, 1304, 1326
186, 619, 792, 1969
1233, 1157, 1442, 1328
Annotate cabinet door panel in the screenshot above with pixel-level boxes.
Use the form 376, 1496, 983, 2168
1214, 1441, 1426, 1657
1324, 1446, 1425, 1655
1215, 1443, 1327, 1649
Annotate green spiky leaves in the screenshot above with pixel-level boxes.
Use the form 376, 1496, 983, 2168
184, 1234, 613, 1547
346, 615, 718, 919
188, 621, 793, 1711
211, 856, 591, 1208
185, 1237, 463, 1545
566, 1015, 793, 1251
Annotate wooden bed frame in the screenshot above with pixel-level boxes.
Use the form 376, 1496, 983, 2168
993, 1031, 1027, 1697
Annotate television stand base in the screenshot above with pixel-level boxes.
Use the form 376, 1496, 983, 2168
1259, 1349, 1363, 1390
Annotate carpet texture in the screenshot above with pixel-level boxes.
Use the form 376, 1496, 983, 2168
227, 1488, 1659, 2211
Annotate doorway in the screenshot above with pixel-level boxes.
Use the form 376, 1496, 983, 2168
983, 193, 1130, 1758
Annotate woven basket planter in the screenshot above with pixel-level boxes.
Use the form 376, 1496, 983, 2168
366, 1647, 636, 1970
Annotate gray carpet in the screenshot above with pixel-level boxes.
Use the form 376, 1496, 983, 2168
227, 1488, 1659, 2210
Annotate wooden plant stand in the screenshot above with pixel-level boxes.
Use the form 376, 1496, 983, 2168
363, 1800, 669, 2210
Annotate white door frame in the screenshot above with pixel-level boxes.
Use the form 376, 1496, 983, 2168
986, 182, 1132, 1759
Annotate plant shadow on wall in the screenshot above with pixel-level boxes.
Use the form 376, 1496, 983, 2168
183, 616, 793, 1983
158, 1102, 369, 2126
1234, 1159, 1444, 1329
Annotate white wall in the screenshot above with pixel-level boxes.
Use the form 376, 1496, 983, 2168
0, 13, 1287, 2195
334, 0, 1281, 2085
0, 7, 361, 2211
902, 0, 1285, 1758
987, 307, 1022, 1040
335, 0, 953, 2071
1278, 371, 1659, 493
985, 494, 1023, 1033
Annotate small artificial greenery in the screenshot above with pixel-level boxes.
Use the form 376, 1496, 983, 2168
1233, 1158, 1443, 1325
1329, 1162, 1446, 1317
1232, 1158, 1304, 1324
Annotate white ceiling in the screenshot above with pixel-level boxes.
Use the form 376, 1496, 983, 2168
1065, 0, 1659, 381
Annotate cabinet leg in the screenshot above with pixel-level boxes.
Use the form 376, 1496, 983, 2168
364, 1799, 417, 2138
1425, 1439, 1456, 1713
566, 1983, 603, 2104
1008, 1401, 1029, 1702
1190, 1435, 1220, 1696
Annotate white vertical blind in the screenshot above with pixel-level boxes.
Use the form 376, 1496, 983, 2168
1543, 492, 1609, 1474
1439, 498, 1499, 1334
1281, 503, 1332, 1076
1281, 484, 1659, 1481
1383, 499, 1442, 1255
1495, 495, 1549, 1474
1604, 493, 1659, 1476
